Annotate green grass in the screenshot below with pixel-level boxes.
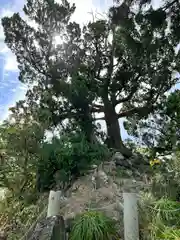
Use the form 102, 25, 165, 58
69, 210, 119, 240
139, 193, 180, 240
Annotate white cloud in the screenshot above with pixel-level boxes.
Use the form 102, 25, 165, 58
4, 54, 18, 71
18, 85, 27, 90
152, 0, 163, 9
11, 88, 17, 92
56, 0, 112, 25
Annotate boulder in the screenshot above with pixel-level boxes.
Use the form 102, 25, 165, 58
112, 152, 126, 166
112, 151, 152, 181
112, 152, 124, 162
28, 215, 66, 240
113, 152, 133, 168
93, 170, 109, 189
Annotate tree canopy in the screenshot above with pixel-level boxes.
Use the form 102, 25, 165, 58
1, 0, 180, 157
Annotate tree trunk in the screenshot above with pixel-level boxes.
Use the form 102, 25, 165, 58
104, 101, 132, 157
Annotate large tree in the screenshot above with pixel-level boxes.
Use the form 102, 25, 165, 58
2, 0, 180, 156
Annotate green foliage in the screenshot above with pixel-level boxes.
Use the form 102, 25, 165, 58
139, 151, 180, 238
160, 227, 180, 240
153, 198, 180, 226
38, 131, 110, 191
124, 89, 180, 156
70, 211, 119, 240
0, 120, 43, 200
0, 120, 110, 238
0, 192, 47, 240
149, 151, 180, 200
139, 193, 180, 240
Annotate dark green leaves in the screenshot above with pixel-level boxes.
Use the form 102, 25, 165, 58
146, 8, 167, 29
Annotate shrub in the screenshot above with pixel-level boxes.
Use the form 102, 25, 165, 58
161, 227, 180, 240
151, 151, 180, 200
139, 193, 180, 240
153, 198, 180, 226
0, 192, 47, 240
37, 132, 110, 191
69, 211, 119, 240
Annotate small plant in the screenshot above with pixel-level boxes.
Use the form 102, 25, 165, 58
139, 194, 180, 240
69, 210, 119, 240
150, 221, 180, 240
153, 198, 180, 226
149, 158, 161, 167
161, 227, 180, 240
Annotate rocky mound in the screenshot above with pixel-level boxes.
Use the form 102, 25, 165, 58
57, 153, 151, 236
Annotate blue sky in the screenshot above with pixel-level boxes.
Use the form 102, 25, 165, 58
0, 0, 27, 121
0, 0, 179, 140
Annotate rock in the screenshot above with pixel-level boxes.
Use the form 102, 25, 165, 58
116, 159, 132, 168
112, 152, 140, 169
91, 175, 96, 189
112, 152, 124, 162
112, 152, 129, 167
28, 215, 66, 240
94, 170, 109, 188
91, 164, 98, 169
131, 152, 149, 166
103, 161, 116, 174
98, 187, 115, 200
65, 217, 74, 234
113, 151, 151, 179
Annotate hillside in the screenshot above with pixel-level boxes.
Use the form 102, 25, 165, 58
1, 151, 180, 240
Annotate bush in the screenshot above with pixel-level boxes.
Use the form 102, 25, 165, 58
69, 211, 119, 240
151, 151, 180, 200
37, 132, 110, 191
0, 191, 47, 240
139, 193, 180, 240
160, 227, 180, 240
153, 198, 180, 226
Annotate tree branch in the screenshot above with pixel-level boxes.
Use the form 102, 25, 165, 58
94, 116, 105, 121
93, 39, 102, 79
117, 78, 166, 119
93, 103, 104, 109
91, 107, 104, 113
90, 103, 104, 113
103, 26, 116, 96
115, 85, 138, 105
163, 0, 179, 10
115, 72, 140, 105
118, 105, 153, 118
145, 125, 168, 137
